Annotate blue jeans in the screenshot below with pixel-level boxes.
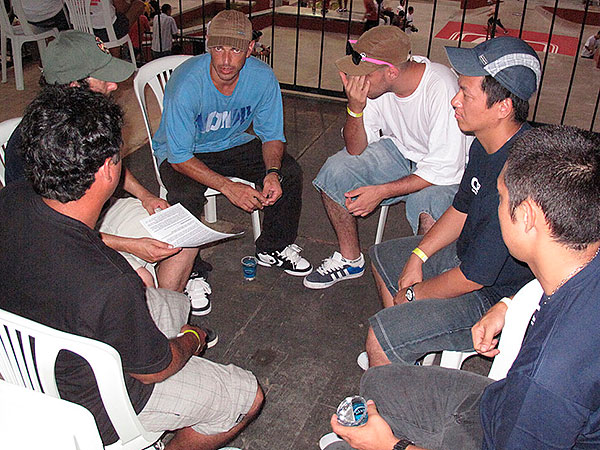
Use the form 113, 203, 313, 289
313, 139, 458, 234
368, 236, 494, 364
325, 365, 492, 450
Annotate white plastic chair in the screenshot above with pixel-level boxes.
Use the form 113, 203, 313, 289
0, 307, 163, 450
0, 116, 22, 186
0, 0, 58, 90
133, 55, 261, 241
0, 379, 105, 450
64, 0, 136, 66
374, 204, 390, 244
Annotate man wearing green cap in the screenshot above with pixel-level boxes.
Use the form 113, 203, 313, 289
152, 9, 312, 289
4, 31, 199, 297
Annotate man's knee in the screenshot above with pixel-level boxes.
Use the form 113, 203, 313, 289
280, 154, 303, 191
246, 384, 265, 420
366, 327, 390, 367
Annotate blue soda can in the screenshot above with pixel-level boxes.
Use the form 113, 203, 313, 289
336, 395, 368, 426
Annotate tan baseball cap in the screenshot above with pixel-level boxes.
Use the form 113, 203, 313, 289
336, 26, 411, 76
207, 10, 252, 50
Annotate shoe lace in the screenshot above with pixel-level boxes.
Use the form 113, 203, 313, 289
316, 255, 345, 275
280, 243, 303, 264
185, 276, 211, 296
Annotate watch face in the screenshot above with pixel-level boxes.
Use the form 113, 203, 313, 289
405, 287, 414, 302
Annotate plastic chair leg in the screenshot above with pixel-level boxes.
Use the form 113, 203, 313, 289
1, 30, 6, 83
421, 353, 436, 366
12, 40, 23, 90
375, 205, 390, 245
439, 350, 477, 369
251, 210, 261, 241
204, 196, 217, 223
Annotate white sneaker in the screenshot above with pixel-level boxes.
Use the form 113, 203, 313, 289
256, 243, 313, 276
303, 252, 365, 289
319, 432, 343, 449
185, 276, 211, 316
357, 351, 369, 371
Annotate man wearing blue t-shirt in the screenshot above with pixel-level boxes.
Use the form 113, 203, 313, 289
152, 10, 312, 285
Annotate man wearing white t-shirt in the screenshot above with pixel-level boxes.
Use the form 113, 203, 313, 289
90, 0, 145, 43
305, 27, 470, 289
581, 30, 600, 58
151, 3, 178, 58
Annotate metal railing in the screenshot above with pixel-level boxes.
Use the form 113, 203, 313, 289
139, 0, 600, 131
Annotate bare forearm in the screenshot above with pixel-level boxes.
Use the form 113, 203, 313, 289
343, 115, 368, 155
172, 157, 231, 191
122, 167, 154, 201
130, 335, 197, 384
379, 174, 432, 198
262, 140, 284, 169
101, 232, 132, 253
414, 266, 482, 300
415, 206, 467, 258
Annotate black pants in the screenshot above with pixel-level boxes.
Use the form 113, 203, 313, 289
159, 139, 303, 253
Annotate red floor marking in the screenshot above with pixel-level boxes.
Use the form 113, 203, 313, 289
436, 21, 579, 56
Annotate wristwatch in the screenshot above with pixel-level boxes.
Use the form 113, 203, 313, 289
405, 284, 416, 302
266, 167, 283, 183
393, 438, 415, 450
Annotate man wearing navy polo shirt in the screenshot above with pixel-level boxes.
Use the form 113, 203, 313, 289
365, 37, 539, 367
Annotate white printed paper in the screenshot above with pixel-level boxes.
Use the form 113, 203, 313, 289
140, 203, 241, 247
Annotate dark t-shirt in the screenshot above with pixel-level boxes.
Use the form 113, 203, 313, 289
480, 252, 600, 448
452, 125, 533, 301
4, 124, 25, 185
0, 181, 172, 445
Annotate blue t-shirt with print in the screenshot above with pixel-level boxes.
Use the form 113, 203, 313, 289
452, 124, 533, 301
480, 252, 600, 448
152, 54, 286, 165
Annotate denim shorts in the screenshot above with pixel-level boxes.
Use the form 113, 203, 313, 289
368, 236, 494, 364
312, 138, 458, 234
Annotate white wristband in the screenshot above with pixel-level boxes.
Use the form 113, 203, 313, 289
499, 297, 512, 307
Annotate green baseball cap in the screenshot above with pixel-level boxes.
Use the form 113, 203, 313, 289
42, 30, 135, 85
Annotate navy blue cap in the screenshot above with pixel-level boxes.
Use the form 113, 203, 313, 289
445, 37, 541, 100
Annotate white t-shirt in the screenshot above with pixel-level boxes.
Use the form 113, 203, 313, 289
581, 35, 599, 57
151, 13, 178, 52
21, 0, 64, 23
90, 0, 117, 29
362, 56, 471, 186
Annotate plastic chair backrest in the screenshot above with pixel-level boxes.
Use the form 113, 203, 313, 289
10, 0, 42, 36
64, 0, 94, 34
487, 278, 543, 381
0, 308, 162, 449
0, 117, 22, 186
0, 379, 105, 450
133, 54, 192, 198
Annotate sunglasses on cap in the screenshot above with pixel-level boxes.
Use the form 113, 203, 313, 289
346, 40, 395, 68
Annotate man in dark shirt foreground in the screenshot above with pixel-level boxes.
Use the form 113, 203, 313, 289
0, 86, 263, 449
324, 125, 600, 449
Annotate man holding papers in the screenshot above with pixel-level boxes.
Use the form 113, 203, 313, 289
0, 86, 263, 449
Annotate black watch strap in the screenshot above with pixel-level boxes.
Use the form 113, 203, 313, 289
266, 167, 282, 182
393, 438, 414, 450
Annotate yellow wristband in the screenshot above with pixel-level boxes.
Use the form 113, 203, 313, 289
182, 329, 202, 353
346, 106, 363, 118
412, 247, 428, 263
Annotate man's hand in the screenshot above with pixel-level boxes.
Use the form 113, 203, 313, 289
472, 301, 508, 357
262, 172, 282, 206
398, 255, 424, 290
344, 185, 386, 217
139, 194, 170, 215
179, 324, 208, 356
340, 72, 370, 113
331, 400, 400, 450
392, 287, 410, 306
221, 181, 268, 212
127, 237, 181, 263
